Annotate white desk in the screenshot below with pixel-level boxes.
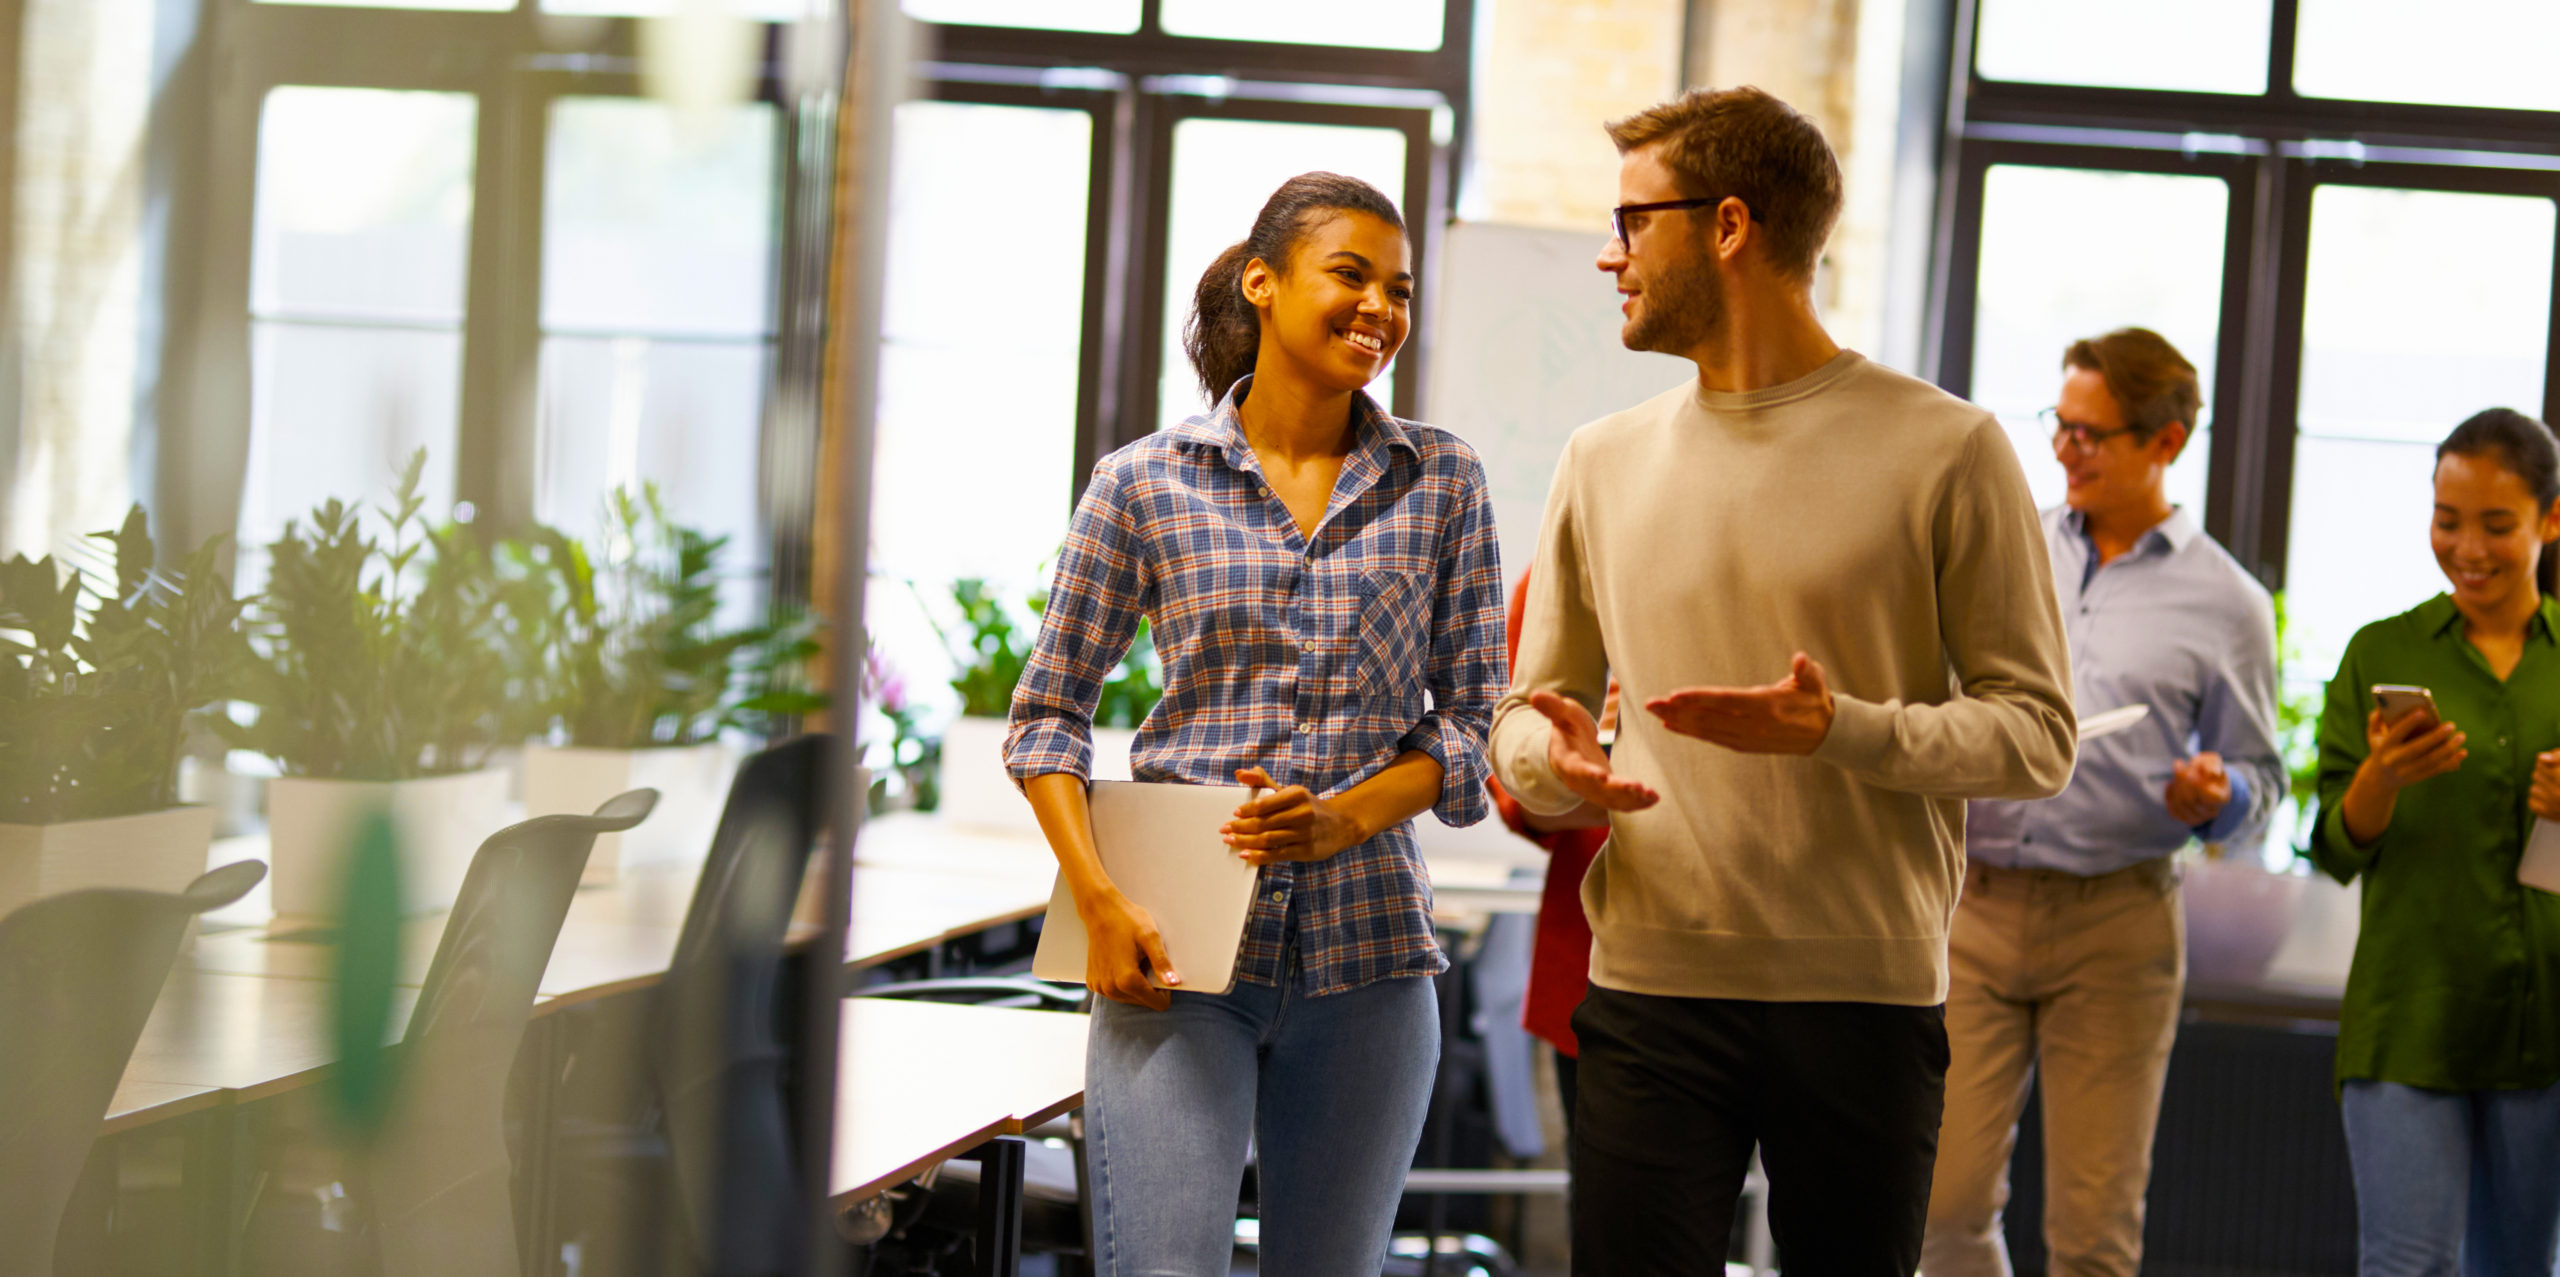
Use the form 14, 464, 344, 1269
832, 998, 1089, 1203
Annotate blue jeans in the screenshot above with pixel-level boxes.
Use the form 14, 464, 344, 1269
2341, 1079, 2560, 1277
1083, 970, 1440, 1276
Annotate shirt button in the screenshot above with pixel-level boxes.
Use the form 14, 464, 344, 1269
1270, 892, 1285, 903
1296, 721, 1312, 735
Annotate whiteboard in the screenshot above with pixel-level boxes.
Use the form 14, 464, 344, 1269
1420, 221, 1691, 584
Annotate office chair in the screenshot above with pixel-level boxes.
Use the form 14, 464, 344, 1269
362, 788, 658, 1277
0, 859, 267, 1277
644, 733, 830, 1277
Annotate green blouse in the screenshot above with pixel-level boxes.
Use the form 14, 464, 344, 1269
2311, 594, 2560, 1092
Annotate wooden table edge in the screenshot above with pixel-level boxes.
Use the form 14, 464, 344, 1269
832, 1112, 1017, 1206
100, 1086, 229, 1136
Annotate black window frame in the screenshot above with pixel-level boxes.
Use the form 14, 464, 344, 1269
1928, 0, 2560, 588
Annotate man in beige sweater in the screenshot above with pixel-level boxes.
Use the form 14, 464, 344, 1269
1490, 87, 2075, 1274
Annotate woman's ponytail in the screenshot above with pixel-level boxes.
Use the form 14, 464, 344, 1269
1177, 171, 1406, 409
1184, 240, 1263, 406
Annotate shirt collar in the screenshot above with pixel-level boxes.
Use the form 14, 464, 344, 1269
2415, 592, 2560, 646
2059, 505, 2197, 559
1164, 374, 1414, 474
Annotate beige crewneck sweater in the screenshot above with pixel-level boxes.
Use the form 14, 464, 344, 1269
1491, 351, 2075, 1006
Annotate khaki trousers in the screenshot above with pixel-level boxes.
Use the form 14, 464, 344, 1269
1920, 857, 2184, 1277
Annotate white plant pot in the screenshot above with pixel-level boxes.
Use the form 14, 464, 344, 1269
523, 742, 734, 884
265, 769, 512, 922
936, 716, 1134, 835
2183, 856, 2311, 985
0, 805, 220, 922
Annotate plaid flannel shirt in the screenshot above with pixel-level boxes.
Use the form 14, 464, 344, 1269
1005, 378, 1506, 995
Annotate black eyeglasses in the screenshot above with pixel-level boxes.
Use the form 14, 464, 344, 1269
1610, 197, 1761, 247
2039, 406, 2142, 452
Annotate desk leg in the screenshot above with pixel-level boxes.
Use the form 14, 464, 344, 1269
185, 1103, 254, 1277
962, 1137, 1025, 1277
517, 1019, 564, 1277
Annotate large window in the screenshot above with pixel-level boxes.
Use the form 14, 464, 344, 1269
1932, 2, 2560, 870
863, 6, 1467, 722
188, 3, 823, 629
239, 87, 478, 574
1932, 2, 2560, 693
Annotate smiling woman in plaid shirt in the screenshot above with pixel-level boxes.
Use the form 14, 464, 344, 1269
1002, 171, 1506, 1275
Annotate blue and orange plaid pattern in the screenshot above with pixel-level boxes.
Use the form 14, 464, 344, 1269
1005, 377, 1507, 995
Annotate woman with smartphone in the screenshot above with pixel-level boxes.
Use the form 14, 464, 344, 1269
2311, 407, 2560, 1276
1002, 172, 1505, 1275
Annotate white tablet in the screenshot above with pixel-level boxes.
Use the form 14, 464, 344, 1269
2076, 703, 2152, 743
1031, 781, 1263, 996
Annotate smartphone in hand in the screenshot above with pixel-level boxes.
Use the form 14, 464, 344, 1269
2373, 684, 2440, 728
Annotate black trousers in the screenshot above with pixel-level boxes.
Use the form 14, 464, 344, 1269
1567, 984, 1950, 1276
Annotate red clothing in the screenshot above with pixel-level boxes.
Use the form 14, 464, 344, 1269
1493, 572, 1604, 1056
1496, 783, 1603, 1055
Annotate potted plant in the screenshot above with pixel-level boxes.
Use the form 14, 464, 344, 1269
930, 576, 1159, 832
516, 487, 823, 882
218, 452, 516, 921
0, 507, 249, 917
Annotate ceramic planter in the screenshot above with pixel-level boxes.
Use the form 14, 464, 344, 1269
523, 742, 732, 884
0, 805, 220, 921
2183, 855, 2311, 985
264, 769, 511, 922
937, 715, 1134, 834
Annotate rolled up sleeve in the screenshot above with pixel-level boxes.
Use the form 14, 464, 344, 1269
1006, 461, 1152, 786
1398, 452, 1506, 827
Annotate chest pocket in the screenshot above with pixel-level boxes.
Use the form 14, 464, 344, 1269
1356, 566, 1433, 698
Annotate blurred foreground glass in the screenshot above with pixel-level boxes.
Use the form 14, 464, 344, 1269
2283, 185, 2556, 683
1968, 164, 2229, 516
542, 0, 811, 17
1156, 117, 1407, 433
1158, 0, 1444, 50
239, 87, 475, 568
255, 0, 509, 9
868, 100, 1093, 721
537, 95, 778, 625
1973, 0, 2272, 95
2294, 0, 2560, 112
900, 0, 1140, 31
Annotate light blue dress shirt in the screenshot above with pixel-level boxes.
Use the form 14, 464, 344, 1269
1967, 506, 2284, 874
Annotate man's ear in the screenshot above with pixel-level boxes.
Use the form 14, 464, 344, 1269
1712, 197, 1753, 267
1239, 256, 1276, 309
2153, 419, 2193, 465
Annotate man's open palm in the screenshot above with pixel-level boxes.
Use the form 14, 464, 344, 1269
1646, 653, 1837, 755
1532, 689, 1659, 811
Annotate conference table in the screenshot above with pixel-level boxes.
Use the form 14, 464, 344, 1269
88, 804, 1545, 1275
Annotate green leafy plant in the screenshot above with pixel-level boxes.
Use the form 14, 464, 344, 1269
931, 575, 1161, 726
514, 486, 824, 750
2273, 592, 2329, 846
0, 508, 252, 823
217, 451, 511, 780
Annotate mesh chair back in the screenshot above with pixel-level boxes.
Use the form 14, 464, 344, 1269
0, 860, 265, 1275
369, 789, 656, 1277
650, 734, 829, 1276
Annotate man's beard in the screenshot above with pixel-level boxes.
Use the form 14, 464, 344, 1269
1622, 254, 1722, 355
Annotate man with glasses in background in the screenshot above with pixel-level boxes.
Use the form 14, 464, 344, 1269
1491, 86, 2076, 1273
1922, 327, 2284, 1277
